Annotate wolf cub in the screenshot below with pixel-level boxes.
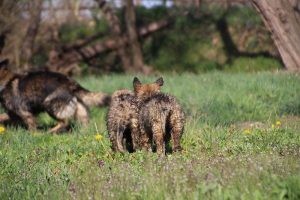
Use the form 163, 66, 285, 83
133, 77, 185, 155
106, 89, 140, 152
107, 77, 185, 154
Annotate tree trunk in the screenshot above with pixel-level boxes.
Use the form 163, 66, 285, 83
162, 0, 167, 6
22, 0, 43, 70
135, 0, 142, 6
0, 33, 7, 55
216, 15, 277, 64
125, 0, 151, 74
95, 0, 131, 71
251, 0, 300, 72
194, 0, 201, 8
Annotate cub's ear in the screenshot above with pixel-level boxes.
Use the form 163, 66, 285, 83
133, 77, 141, 87
155, 77, 164, 86
133, 77, 142, 92
0, 59, 9, 68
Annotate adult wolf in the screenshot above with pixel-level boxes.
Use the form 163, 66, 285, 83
0, 59, 110, 133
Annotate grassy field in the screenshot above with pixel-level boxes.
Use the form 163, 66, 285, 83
0, 72, 300, 200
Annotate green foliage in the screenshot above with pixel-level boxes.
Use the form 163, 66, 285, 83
226, 6, 263, 27
135, 6, 169, 25
59, 23, 90, 45
48, 6, 282, 73
224, 56, 282, 72
0, 72, 299, 199
139, 6, 281, 73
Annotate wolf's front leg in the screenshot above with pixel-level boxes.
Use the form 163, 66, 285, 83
18, 110, 37, 130
130, 117, 140, 150
170, 110, 184, 153
139, 127, 152, 152
0, 113, 10, 123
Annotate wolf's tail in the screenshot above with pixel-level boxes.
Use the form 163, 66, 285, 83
75, 89, 111, 107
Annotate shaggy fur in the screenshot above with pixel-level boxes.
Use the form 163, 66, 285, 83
0, 60, 110, 133
106, 89, 140, 152
133, 77, 185, 155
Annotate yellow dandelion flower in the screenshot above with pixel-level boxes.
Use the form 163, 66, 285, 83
0, 126, 6, 134
276, 120, 281, 126
271, 124, 275, 129
95, 133, 103, 141
243, 129, 251, 134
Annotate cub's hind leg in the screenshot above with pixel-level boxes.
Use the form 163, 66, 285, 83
108, 122, 127, 153
169, 111, 184, 152
152, 121, 166, 155
139, 126, 152, 152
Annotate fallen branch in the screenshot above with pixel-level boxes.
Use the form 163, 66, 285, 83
46, 18, 170, 73
61, 31, 107, 52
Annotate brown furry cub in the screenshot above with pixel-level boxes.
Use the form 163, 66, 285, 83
133, 77, 185, 155
106, 89, 140, 152
0, 59, 110, 133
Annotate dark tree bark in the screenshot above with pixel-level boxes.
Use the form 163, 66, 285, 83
95, 0, 131, 71
251, 0, 300, 72
216, 17, 239, 61
162, 0, 167, 6
216, 16, 276, 63
0, 33, 6, 55
125, 0, 151, 74
22, 0, 43, 70
135, 0, 142, 6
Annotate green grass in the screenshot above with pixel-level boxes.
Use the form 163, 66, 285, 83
0, 72, 300, 199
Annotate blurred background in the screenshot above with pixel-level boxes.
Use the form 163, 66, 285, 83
0, 0, 298, 75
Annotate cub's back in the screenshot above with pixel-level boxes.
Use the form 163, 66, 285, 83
142, 93, 178, 111
108, 89, 139, 122
140, 93, 182, 121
